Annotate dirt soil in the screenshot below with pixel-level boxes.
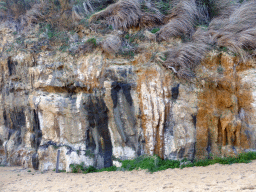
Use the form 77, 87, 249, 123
1, 161, 256, 192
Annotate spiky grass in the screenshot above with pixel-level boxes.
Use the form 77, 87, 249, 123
161, 42, 211, 79
158, 0, 256, 78
89, 0, 164, 30
212, 1, 256, 59
156, 0, 199, 41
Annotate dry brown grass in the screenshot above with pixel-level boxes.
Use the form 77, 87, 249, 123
212, 0, 240, 18
0, 0, 39, 19
192, 27, 212, 44
159, 0, 256, 79
156, 0, 240, 41
211, 1, 256, 58
156, 0, 199, 41
101, 34, 122, 54
89, 0, 141, 30
25, 3, 45, 25
89, 0, 163, 30
161, 42, 211, 79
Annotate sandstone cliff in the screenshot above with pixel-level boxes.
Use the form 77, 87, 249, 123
0, 0, 256, 172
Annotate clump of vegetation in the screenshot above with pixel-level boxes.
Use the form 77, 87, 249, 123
70, 163, 96, 173
69, 151, 256, 174
182, 151, 256, 168
87, 38, 97, 47
124, 31, 145, 44
117, 49, 135, 59
157, 0, 256, 79
69, 162, 117, 174
85, 150, 95, 158
121, 155, 180, 172
154, 0, 172, 15
150, 28, 160, 34
89, 0, 163, 30
157, 0, 200, 41
97, 166, 117, 172
161, 42, 211, 79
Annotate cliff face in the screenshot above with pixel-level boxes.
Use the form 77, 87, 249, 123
0, 22, 255, 172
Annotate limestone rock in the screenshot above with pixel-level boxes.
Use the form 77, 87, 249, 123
0, 23, 255, 171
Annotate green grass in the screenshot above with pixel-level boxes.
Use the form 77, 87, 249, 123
117, 50, 135, 59
52, 145, 60, 150
87, 38, 97, 46
121, 155, 180, 172
0, 1, 7, 10
150, 28, 160, 34
85, 150, 95, 158
69, 152, 256, 174
154, 0, 172, 15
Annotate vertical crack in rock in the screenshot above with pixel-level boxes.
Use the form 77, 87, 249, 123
7, 57, 17, 76
31, 109, 42, 170
192, 114, 197, 128
85, 95, 112, 168
171, 84, 180, 100
31, 109, 42, 150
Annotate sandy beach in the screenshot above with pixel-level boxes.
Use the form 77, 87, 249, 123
1, 161, 256, 192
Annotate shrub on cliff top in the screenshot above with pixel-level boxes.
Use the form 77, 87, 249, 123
157, 0, 199, 41
159, 0, 256, 79
89, 0, 164, 30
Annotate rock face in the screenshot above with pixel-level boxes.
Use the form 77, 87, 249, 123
195, 53, 254, 159
0, 23, 255, 171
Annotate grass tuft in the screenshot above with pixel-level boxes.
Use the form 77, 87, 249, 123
86, 38, 97, 46
150, 28, 160, 34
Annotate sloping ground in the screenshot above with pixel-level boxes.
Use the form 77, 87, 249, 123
1, 161, 256, 192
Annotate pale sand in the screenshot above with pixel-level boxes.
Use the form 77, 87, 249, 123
1, 161, 256, 192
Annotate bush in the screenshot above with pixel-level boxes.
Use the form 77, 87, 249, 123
87, 38, 97, 46
154, 0, 172, 15
121, 155, 180, 173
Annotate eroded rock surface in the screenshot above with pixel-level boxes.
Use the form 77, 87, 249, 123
0, 23, 255, 171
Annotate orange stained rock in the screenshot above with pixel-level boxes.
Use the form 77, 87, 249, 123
195, 53, 252, 159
